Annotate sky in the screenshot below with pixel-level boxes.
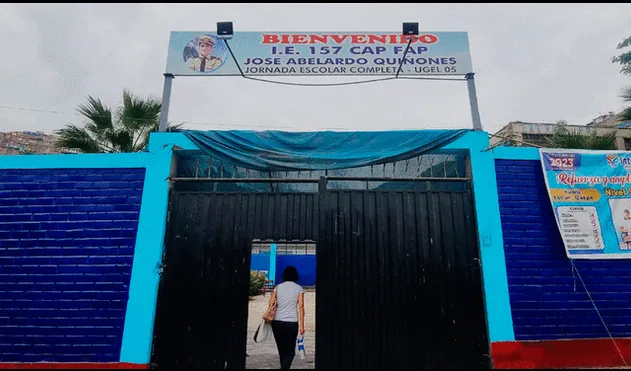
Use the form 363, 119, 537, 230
0, 3, 630, 135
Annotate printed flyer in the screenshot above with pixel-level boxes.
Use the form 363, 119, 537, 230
540, 149, 631, 259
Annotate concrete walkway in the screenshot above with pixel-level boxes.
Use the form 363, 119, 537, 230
246, 291, 316, 369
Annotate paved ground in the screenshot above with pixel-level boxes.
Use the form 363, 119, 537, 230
246, 291, 316, 369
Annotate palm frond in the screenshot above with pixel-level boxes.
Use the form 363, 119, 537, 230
612, 50, 631, 66
135, 122, 186, 152
58, 90, 167, 153
612, 35, 631, 77
106, 129, 134, 153
547, 131, 588, 149
621, 86, 631, 103
76, 96, 114, 139
54, 125, 102, 153
616, 35, 631, 50
587, 131, 618, 150
166, 123, 184, 132
120, 89, 161, 131
620, 106, 631, 123
134, 129, 152, 153
547, 123, 617, 150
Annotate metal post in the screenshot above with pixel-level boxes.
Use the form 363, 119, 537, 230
269, 243, 277, 285
158, 73, 174, 132
465, 72, 483, 131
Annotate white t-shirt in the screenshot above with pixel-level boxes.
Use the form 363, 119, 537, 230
274, 281, 304, 323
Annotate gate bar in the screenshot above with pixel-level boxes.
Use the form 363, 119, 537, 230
169, 176, 470, 182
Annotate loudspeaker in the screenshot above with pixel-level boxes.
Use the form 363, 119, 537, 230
402, 22, 419, 36
217, 22, 234, 37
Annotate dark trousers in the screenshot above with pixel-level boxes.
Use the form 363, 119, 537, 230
271, 320, 298, 369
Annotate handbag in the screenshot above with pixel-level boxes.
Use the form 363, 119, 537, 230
253, 319, 272, 343
262, 289, 278, 322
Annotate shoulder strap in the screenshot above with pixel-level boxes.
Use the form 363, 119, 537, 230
269, 286, 278, 305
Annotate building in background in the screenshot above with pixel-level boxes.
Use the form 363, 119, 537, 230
250, 241, 316, 287
491, 111, 631, 150
0, 131, 75, 155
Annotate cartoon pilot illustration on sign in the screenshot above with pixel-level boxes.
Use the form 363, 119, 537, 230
186, 35, 223, 72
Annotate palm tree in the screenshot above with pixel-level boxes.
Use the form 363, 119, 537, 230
611, 35, 631, 77
612, 35, 631, 124
621, 86, 631, 123
55, 89, 182, 153
546, 120, 617, 150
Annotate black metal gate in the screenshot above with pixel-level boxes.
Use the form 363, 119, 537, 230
151, 192, 318, 369
316, 185, 490, 369
151, 177, 489, 369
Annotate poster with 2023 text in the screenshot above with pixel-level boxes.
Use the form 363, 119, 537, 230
540, 149, 631, 259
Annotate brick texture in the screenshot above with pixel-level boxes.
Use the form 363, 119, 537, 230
0, 168, 145, 362
497, 159, 631, 341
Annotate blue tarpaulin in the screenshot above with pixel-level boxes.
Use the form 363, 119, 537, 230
182, 129, 470, 172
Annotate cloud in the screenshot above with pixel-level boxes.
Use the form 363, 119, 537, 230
0, 3, 630, 134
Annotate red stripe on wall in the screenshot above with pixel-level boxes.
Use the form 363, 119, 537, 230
492, 339, 631, 369
0, 364, 147, 369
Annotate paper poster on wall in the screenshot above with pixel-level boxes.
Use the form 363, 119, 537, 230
540, 148, 631, 259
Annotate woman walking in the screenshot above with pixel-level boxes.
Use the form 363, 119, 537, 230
264, 266, 305, 369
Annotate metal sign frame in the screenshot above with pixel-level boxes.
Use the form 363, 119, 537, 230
157, 26, 483, 132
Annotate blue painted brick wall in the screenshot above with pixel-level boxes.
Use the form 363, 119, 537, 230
497, 159, 631, 341
0, 168, 145, 363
